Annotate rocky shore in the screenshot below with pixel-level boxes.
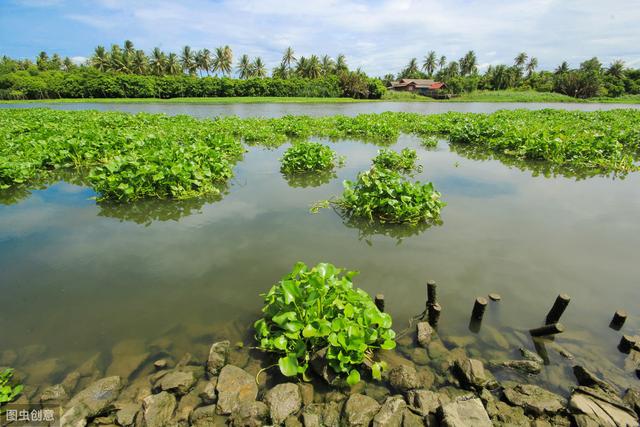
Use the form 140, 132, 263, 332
3, 320, 640, 426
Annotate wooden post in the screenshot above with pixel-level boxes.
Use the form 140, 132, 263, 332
427, 280, 437, 306
530, 322, 565, 337
545, 294, 570, 324
532, 337, 551, 365
428, 303, 441, 328
618, 335, 636, 353
375, 294, 385, 312
468, 318, 482, 334
609, 310, 627, 330
471, 297, 488, 320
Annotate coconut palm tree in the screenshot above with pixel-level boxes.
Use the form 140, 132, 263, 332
335, 54, 348, 73
438, 55, 447, 71
554, 61, 569, 75
124, 40, 135, 56
149, 47, 166, 76
91, 46, 110, 72
132, 50, 148, 74
282, 47, 296, 73
180, 46, 196, 76
514, 52, 528, 69
307, 55, 322, 79
272, 63, 287, 79
237, 54, 252, 79
36, 51, 49, 70
109, 44, 126, 72
252, 57, 266, 78
213, 46, 233, 76
422, 51, 437, 77
296, 56, 308, 77
607, 60, 625, 78
49, 53, 62, 70
403, 58, 420, 76
166, 53, 182, 76
445, 61, 460, 78
320, 55, 335, 75
62, 57, 74, 71
526, 57, 538, 77
196, 49, 212, 76
460, 50, 477, 76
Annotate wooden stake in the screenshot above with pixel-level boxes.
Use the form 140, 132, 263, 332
471, 297, 488, 320
530, 322, 565, 337
609, 310, 627, 330
545, 294, 570, 324
427, 280, 437, 306
618, 335, 636, 354
428, 303, 441, 328
375, 294, 385, 312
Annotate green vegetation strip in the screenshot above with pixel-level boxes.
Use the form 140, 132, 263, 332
1, 108, 639, 202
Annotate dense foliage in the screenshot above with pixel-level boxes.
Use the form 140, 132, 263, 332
280, 142, 337, 174
0, 369, 23, 405
2, 109, 639, 204
337, 167, 445, 225
371, 148, 419, 172
254, 262, 395, 385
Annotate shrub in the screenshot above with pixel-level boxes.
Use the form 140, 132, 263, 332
372, 148, 419, 172
337, 167, 445, 225
254, 262, 395, 385
280, 142, 337, 174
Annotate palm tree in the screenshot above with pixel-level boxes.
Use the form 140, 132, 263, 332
62, 57, 74, 71
445, 61, 460, 78
438, 55, 447, 71
460, 50, 477, 76
296, 56, 308, 77
320, 55, 335, 75
422, 51, 437, 76
149, 47, 166, 76
525, 57, 538, 77
282, 47, 296, 73
195, 49, 212, 76
272, 63, 287, 79
213, 46, 233, 76
403, 58, 419, 76
554, 61, 569, 75
124, 40, 135, 56
306, 55, 321, 79
514, 52, 528, 69
166, 53, 182, 76
50, 53, 62, 70
132, 50, 148, 74
607, 60, 625, 78
180, 46, 196, 76
36, 51, 49, 70
91, 46, 110, 72
237, 54, 252, 79
335, 54, 348, 73
252, 57, 266, 78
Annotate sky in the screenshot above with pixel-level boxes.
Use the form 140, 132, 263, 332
1, 0, 639, 76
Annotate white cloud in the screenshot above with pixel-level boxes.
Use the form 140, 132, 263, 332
50, 0, 640, 75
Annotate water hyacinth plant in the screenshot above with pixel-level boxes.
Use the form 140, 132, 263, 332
254, 262, 395, 385
337, 167, 445, 225
280, 142, 338, 174
0, 368, 23, 406
372, 148, 420, 173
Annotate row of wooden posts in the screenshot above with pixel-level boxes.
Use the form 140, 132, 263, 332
373, 281, 635, 355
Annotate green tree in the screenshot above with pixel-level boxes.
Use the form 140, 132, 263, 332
438, 55, 446, 71
526, 57, 538, 77
36, 51, 49, 71
166, 53, 181, 76
607, 60, 625, 78
149, 47, 166, 76
62, 57, 74, 71
282, 46, 296, 74
555, 61, 569, 75
321, 55, 335, 75
514, 52, 528, 69
422, 51, 437, 76
237, 54, 252, 79
307, 55, 322, 79
335, 54, 348, 73
91, 46, 110, 72
132, 50, 148, 74
460, 50, 477, 76
252, 57, 266, 78
196, 49, 213, 76
213, 45, 233, 76
181, 46, 196, 76
402, 58, 420, 77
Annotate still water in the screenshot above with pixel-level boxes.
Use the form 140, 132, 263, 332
1, 102, 639, 396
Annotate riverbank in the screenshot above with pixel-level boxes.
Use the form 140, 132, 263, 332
4, 318, 639, 426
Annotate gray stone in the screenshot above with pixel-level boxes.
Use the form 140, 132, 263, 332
60, 376, 123, 427
401, 409, 424, 427
207, 341, 230, 376
265, 383, 302, 425
440, 396, 491, 427
61, 371, 82, 395
301, 403, 323, 427
229, 400, 269, 427
389, 365, 422, 392
447, 335, 476, 348
453, 358, 496, 390
321, 401, 344, 426
501, 359, 541, 375
175, 386, 202, 422
298, 383, 314, 406
427, 340, 449, 359
215, 365, 258, 415
519, 347, 544, 364
365, 382, 391, 403
153, 359, 169, 370
343, 393, 381, 427
503, 384, 566, 417
284, 415, 303, 427
39, 384, 68, 405
417, 322, 433, 347
623, 388, 640, 417
573, 365, 619, 396
200, 378, 218, 404
569, 386, 638, 427
153, 368, 198, 396
483, 326, 510, 350
409, 348, 429, 366
142, 391, 176, 427
114, 402, 139, 426
373, 395, 406, 427
407, 389, 446, 416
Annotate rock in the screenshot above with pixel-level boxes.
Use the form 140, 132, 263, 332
310, 347, 338, 385
389, 365, 422, 392
401, 408, 424, 427
207, 340, 230, 376
284, 415, 303, 427
61, 376, 123, 427
343, 393, 381, 427
569, 386, 638, 427
501, 360, 541, 375
200, 378, 218, 404
265, 383, 302, 425
142, 391, 176, 427
365, 382, 391, 403
485, 399, 529, 426
40, 384, 68, 405
483, 326, 510, 350
573, 365, 619, 396
77, 352, 103, 376
440, 396, 491, 427
623, 388, 640, 417
519, 347, 544, 364
106, 340, 150, 380
408, 348, 429, 366
503, 384, 566, 417
215, 365, 258, 415
229, 400, 269, 427
153, 359, 169, 370
190, 404, 217, 423
417, 322, 433, 347
25, 358, 65, 384
440, 348, 468, 372
302, 404, 323, 427
427, 340, 449, 359
114, 402, 139, 427
321, 401, 344, 426
453, 358, 496, 390
373, 395, 406, 427
447, 335, 476, 348
153, 368, 198, 396
406, 389, 446, 416
117, 375, 152, 404
175, 386, 202, 422
61, 371, 82, 395
298, 383, 314, 406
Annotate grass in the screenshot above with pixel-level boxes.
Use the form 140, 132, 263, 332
0, 96, 370, 105
449, 90, 583, 103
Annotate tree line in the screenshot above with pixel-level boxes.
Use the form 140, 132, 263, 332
388, 50, 639, 98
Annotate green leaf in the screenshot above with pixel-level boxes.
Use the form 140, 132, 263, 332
302, 324, 317, 338
278, 355, 299, 377
380, 339, 396, 350
346, 369, 361, 386
273, 335, 288, 350
371, 362, 382, 381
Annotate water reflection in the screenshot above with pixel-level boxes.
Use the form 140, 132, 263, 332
281, 170, 337, 188
340, 212, 442, 244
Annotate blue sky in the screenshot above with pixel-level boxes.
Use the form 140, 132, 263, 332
1, 0, 639, 76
